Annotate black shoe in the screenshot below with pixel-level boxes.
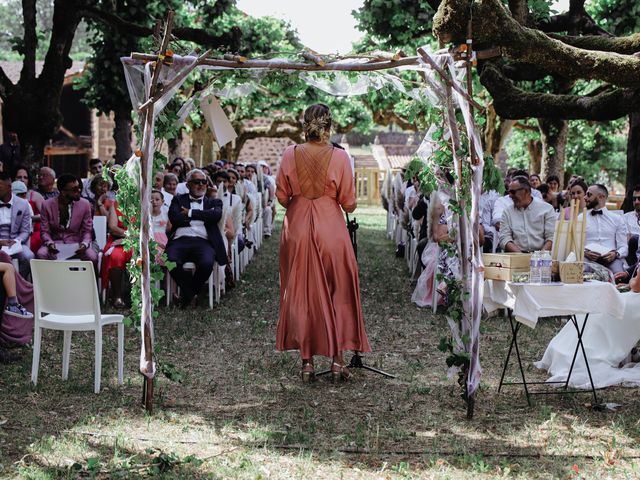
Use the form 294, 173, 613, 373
395, 245, 405, 258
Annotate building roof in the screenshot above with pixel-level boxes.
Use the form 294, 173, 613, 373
0, 60, 85, 84
371, 144, 417, 170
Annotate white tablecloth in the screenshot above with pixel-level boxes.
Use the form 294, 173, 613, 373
483, 280, 625, 328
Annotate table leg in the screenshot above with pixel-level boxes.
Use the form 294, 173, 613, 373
498, 315, 517, 393
509, 312, 531, 406
566, 314, 598, 405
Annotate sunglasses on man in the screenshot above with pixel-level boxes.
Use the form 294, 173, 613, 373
189, 179, 207, 185
508, 187, 525, 195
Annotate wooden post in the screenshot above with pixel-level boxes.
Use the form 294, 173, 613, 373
139, 10, 176, 413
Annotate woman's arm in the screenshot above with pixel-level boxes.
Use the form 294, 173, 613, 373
630, 266, 640, 293
107, 204, 126, 237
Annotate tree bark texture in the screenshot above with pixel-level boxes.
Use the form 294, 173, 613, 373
624, 113, 640, 212
527, 139, 542, 174
113, 106, 132, 164
538, 118, 568, 187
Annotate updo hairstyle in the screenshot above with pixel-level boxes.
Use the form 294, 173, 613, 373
302, 103, 332, 142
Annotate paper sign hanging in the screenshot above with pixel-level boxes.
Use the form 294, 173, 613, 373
201, 95, 237, 148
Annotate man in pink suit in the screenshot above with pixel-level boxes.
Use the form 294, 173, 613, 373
37, 174, 97, 266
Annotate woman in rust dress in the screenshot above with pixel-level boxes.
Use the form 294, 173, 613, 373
276, 104, 370, 383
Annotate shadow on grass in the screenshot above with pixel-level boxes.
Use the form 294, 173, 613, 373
3, 208, 640, 478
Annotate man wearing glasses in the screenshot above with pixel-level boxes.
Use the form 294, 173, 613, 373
166, 169, 227, 308
37, 174, 97, 267
498, 176, 556, 253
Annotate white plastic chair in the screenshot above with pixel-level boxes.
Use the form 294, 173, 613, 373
30, 260, 124, 394
182, 262, 217, 308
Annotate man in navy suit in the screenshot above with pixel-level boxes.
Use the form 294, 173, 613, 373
167, 169, 227, 307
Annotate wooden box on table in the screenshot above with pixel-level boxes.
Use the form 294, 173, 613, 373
482, 253, 531, 281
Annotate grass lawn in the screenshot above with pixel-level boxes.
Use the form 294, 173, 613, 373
2, 205, 640, 478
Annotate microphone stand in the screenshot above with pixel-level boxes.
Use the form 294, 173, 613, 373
316, 213, 396, 379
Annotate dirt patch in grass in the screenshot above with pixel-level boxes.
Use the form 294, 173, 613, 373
2, 206, 640, 478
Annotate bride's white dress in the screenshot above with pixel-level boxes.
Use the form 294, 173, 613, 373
535, 291, 640, 389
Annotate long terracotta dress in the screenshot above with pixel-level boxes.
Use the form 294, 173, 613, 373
276, 143, 371, 358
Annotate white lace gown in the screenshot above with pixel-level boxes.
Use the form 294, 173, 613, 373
535, 291, 640, 389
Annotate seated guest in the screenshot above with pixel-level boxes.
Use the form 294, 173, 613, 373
623, 185, 640, 268
35, 167, 59, 200
154, 171, 165, 191
37, 174, 97, 267
412, 192, 460, 307
162, 173, 178, 209
166, 169, 227, 307
499, 176, 555, 253
583, 184, 627, 273
88, 174, 113, 217
81, 158, 103, 200
151, 189, 170, 258
561, 178, 588, 219
13, 166, 44, 253
101, 194, 131, 306
258, 160, 276, 237
0, 172, 33, 278
546, 174, 560, 194
529, 174, 541, 189
538, 184, 560, 211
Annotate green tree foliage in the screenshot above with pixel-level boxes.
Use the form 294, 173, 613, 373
0, 0, 91, 61
354, 0, 436, 50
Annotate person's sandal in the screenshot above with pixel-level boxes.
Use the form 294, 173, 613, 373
301, 362, 315, 384
331, 362, 353, 383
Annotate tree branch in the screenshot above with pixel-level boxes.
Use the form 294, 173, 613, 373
548, 33, 640, 55
80, 6, 242, 51
39, 0, 79, 89
433, 0, 640, 89
480, 63, 640, 121
538, 0, 610, 36
0, 67, 14, 100
20, 0, 37, 83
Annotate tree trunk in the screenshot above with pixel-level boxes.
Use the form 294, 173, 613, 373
537, 118, 568, 187
167, 130, 183, 162
623, 112, 640, 212
527, 139, 542, 174
113, 106, 132, 164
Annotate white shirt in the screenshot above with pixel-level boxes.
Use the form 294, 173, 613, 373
623, 211, 640, 238
161, 190, 174, 209
243, 179, 257, 196
480, 190, 500, 229
173, 197, 207, 240
582, 207, 628, 257
176, 182, 189, 195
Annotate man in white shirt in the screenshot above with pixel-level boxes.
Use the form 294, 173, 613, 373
499, 176, 556, 253
583, 184, 627, 273
623, 185, 640, 266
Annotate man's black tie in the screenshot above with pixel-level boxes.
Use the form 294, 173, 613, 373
0, 203, 11, 208
189, 198, 202, 204
591, 209, 603, 216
